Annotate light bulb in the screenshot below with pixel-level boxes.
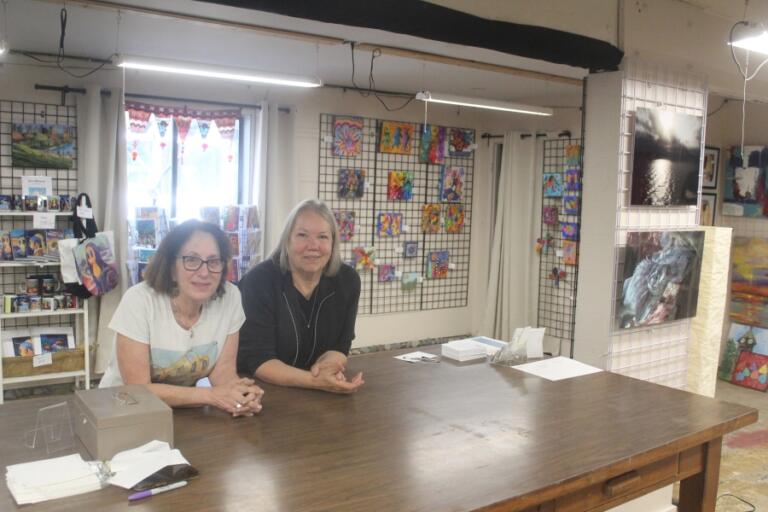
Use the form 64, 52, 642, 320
0, 40, 7, 55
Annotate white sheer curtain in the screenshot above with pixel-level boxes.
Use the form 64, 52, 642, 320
76, 86, 128, 374
257, 102, 296, 257
481, 132, 538, 340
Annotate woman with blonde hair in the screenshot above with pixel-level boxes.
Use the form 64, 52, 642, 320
238, 199, 363, 394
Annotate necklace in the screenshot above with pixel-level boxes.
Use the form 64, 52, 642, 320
171, 298, 203, 337
297, 287, 319, 329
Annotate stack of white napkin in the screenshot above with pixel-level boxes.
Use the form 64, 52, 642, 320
6, 454, 104, 505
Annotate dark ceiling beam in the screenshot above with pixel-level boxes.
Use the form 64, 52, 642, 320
198, 0, 624, 72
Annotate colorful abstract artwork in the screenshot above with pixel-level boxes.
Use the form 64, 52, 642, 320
565, 144, 581, 166
617, 231, 704, 329
722, 146, 768, 217
378, 264, 396, 282
420, 124, 447, 164
562, 195, 579, 215
562, 240, 578, 265
730, 351, 768, 391
333, 210, 355, 242
377, 212, 403, 237
543, 173, 563, 197
352, 246, 375, 271
730, 237, 768, 328
379, 121, 414, 154
440, 166, 464, 202
338, 169, 365, 199
535, 234, 553, 255
387, 171, 413, 200
448, 128, 474, 157
427, 250, 449, 279
403, 241, 418, 258
444, 204, 465, 234
421, 204, 441, 233
401, 272, 419, 291
561, 222, 579, 241
542, 206, 559, 226
332, 116, 364, 157
630, 107, 702, 206
564, 169, 581, 191
727, 322, 768, 355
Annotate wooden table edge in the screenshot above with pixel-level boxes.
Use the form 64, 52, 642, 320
473, 407, 758, 512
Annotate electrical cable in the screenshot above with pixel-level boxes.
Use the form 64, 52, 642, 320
706, 98, 728, 118
727, 18, 768, 159
51, 7, 114, 78
716, 492, 756, 511
348, 42, 414, 111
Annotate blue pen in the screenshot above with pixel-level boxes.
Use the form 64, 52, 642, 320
128, 480, 188, 501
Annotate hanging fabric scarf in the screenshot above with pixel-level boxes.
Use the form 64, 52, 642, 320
175, 116, 193, 164
197, 119, 212, 152
215, 116, 237, 163
155, 115, 171, 150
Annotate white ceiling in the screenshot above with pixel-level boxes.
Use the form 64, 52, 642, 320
2, 0, 589, 107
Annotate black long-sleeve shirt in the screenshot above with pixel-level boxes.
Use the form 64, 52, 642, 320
237, 258, 361, 374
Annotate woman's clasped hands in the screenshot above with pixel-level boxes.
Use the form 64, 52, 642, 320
211, 377, 264, 417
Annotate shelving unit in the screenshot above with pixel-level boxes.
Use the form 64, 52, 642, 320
0, 97, 86, 404
0, 224, 90, 404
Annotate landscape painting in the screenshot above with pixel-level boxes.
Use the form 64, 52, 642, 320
12, 123, 76, 169
630, 108, 702, 206
731, 236, 768, 328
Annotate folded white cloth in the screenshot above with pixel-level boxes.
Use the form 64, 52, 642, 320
6, 454, 104, 505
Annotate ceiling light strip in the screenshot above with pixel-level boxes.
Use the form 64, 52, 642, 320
117, 55, 322, 88
416, 91, 553, 116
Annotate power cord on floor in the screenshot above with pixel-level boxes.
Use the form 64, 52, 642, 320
717, 492, 756, 511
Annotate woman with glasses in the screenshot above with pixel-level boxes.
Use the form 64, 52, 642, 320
99, 219, 264, 416
237, 199, 364, 394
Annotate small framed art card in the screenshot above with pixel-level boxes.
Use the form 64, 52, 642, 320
703, 146, 719, 189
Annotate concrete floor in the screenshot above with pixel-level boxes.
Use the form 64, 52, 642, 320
714, 379, 768, 512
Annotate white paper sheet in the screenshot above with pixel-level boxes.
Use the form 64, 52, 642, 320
394, 351, 440, 363
512, 357, 602, 381
107, 440, 189, 489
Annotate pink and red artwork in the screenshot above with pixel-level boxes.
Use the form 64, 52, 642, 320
730, 351, 768, 391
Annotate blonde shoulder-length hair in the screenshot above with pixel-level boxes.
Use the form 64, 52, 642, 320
271, 199, 342, 276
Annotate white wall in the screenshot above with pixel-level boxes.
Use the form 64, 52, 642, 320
0, 61, 581, 348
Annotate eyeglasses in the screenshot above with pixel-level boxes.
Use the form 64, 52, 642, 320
179, 255, 225, 273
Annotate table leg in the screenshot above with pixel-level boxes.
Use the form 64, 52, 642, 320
678, 437, 722, 512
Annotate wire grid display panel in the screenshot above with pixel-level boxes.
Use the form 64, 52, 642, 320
536, 138, 582, 346
608, 63, 708, 389
318, 114, 473, 315
0, 99, 79, 330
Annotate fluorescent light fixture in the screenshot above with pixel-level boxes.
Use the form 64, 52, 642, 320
416, 90, 553, 116
730, 29, 768, 56
116, 55, 322, 88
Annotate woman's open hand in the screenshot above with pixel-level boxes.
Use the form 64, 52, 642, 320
310, 351, 364, 394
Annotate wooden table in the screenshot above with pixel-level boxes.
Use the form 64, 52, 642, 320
0, 347, 758, 511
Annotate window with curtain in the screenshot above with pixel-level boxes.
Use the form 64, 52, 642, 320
124, 101, 243, 223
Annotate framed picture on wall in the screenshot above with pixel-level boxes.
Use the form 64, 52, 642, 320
703, 146, 720, 188
701, 192, 716, 225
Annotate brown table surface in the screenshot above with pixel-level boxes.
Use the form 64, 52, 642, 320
0, 347, 758, 511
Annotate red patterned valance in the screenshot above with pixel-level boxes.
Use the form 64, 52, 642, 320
124, 101, 241, 121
